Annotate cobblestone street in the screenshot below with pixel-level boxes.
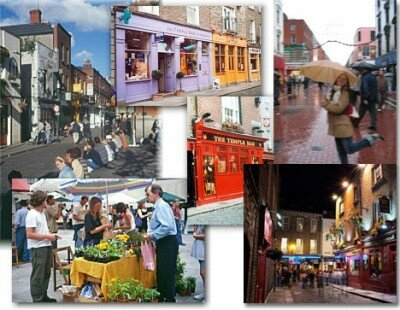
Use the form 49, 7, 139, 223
267, 281, 380, 304
274, 84, 396, 164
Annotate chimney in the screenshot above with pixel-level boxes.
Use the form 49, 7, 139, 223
29, 9, 42, 24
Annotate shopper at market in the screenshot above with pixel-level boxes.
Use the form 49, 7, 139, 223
171, 199, 185, 246
44, 195, 62, 249
26, 190, 58, 302
191, 225, 205, 301
72, 196, 89, 248
84, 196, 112, 247
13, 199, 30, 262
136, 201, 150, 233
143, 184, 178, 303
114, 202, 136, 233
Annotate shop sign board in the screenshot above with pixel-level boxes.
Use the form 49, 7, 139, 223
203, 133, 263, 147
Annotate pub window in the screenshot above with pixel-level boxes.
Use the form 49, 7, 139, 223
228, 46, 235, 70
283, 217, 290, 230
370, 251, 382, 277
217, 146, 227, 152
217, 154, 227, 173
202, 42, 209, 55
250, 54, 258, 70
203, 155, 215, 195
363, 254, 368, 270
229, 155, 238, 173
239, 156, 247, 172
310, 219, 317, 233
350, 258, 360, 276
237, 47, 245, 71
310, 239, 317, 254
296, 218, 304, 232
251, 157, 259, 164
281, 238, 288, 253
125, 30, 150, 81
241, 148, 248, 154
295, 238, 303, 254
222, 97, 240, 124
180, 39, 197, 76
215, 44, 225, 73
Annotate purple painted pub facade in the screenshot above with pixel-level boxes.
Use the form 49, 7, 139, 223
116, 12, 213, 104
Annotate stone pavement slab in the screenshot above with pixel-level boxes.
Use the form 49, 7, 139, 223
332, 284, 397, 303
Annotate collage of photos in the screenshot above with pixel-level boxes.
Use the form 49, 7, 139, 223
0, 0, 397, 307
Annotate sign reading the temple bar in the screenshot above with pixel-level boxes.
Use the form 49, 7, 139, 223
379, 195, 391, 213
203, 133, 263, 147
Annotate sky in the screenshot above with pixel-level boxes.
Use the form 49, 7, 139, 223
281, 0, 376, 65
279, 165, 356, 218
0, 0, 132, 78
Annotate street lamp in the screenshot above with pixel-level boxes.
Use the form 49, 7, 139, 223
342, 181, 349, 188
332, 194, 338, 200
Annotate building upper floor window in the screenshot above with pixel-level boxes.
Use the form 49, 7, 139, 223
372, 165, 383, 185
310, 239, 317, 254
187, 6, 199, 26
290, 24, 296, 31
222, 6, 237, 33
371, 30, 376, 41
221, 97, 241, 124
281, 237, 288, 253
296, 218, 304, 232
358, 31, 361, 42
310, 219, 317, 233
249, 20, 256, 43
290, 35, 296, 44
138, 6, 159, 15
276, 9, 280, 24
283, 217, 290, 230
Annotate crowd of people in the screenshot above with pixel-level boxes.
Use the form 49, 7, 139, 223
12, 183, 203, 303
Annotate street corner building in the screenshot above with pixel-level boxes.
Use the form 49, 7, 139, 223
186, 96, 273, 207
331, 164, 397, 295
243, 164, 280, 303
110, 6, 262, 105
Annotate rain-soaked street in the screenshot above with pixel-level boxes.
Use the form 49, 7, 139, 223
274, 84, 396, 164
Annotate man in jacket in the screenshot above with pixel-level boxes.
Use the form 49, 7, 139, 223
355, 67, 378, 131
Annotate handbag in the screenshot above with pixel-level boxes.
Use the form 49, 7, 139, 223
342, 104, 359, 119
134, 216, 142, 228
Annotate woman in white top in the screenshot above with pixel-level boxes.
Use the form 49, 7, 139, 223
114, 202, 136, 233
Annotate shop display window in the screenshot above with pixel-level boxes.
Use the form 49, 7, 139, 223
180, 39, 197, 76
203, 155, 215, 195
370, 251, 383, 277
215, 44, 226, 73
239, 156, 247, 172
250, 53, 258, 71
125, 30, 150, 81
217, 154, 227, 173
228, 46, 235, 70
237, 47, 245, 71
349, 258, 360, 276
251, 156, 259, 164
229, 154, 238, 173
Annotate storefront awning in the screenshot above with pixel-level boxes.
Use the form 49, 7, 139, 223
375, 50, 397, 67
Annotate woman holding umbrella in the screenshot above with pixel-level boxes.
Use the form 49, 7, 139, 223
321, 73, 383, 164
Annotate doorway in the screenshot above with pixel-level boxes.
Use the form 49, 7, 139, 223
158, 54, 166, 93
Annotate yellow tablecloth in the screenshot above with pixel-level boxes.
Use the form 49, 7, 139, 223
70, 256, 156, 300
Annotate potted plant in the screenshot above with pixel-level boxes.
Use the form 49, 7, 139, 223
151, 70, 164, 101
176, 279, 188, 296
176, 71, 186, 96
142, 288, 160, 303
185, 276, 196, 294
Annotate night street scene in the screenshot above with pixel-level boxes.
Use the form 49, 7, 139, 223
273, 0, 397, 164
244, 164, 397, 303
186, 97, 273, 225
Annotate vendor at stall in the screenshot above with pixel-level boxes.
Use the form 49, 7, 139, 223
84, 197, 112, 247
113, 202, 136, 233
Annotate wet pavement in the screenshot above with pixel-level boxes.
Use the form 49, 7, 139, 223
274, 84, 397, 164
267, 281, 380, 304
12, 228, 204, 303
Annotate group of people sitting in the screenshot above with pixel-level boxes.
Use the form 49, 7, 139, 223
53, 132, 129, 178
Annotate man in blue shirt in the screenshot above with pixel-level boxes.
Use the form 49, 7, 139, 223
143, 184, 178, 302
14, 200, 30, 262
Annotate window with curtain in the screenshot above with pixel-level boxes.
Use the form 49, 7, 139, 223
180, 39, 197, 76
237, 47, 245, 71
125, 30, 150, 81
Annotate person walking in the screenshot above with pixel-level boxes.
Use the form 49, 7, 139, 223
143, 184, 178, 303
44, 195, 62, 249
82, 118, 92, 141
274, 73, 281, 107
321, 74, 383, 164
13, 200, 30, 262
171, 199, 185, 246
376, 68, 388, 112
70, 120, 81, 144
72, 196, 88, 248
136, 201, 150, 233
84, 197, 112, 247
44, 120, 52, 144
26, 190, 58, 302
191, 225, 205, 301
354, 67, 378, 130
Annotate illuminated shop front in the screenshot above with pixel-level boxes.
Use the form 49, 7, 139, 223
212, 32, 248, 87
115, 12, 213, 104
188, 118, 265, 206
281, 255, 322, 270
248, 47, 261, 82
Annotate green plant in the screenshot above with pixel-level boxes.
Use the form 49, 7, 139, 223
142, 288, 160, 302
107, 277, 146, 302
152, 70, 164, 93
176, 279, 187, 293
21, 38, 36, 55
176, 255, 186, 282
176, 71, 185, 90
352, 216, 364, 228
186, 276, 196, 293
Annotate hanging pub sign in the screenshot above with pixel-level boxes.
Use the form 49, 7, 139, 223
203, 133, 264, 147
379, 195, 391, 213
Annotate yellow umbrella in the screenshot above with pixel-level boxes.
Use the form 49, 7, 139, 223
299, 60, 359, 85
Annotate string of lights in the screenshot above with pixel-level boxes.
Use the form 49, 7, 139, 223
284, 39, 376, 51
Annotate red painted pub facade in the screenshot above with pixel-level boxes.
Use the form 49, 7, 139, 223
187, 119, 265, 206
